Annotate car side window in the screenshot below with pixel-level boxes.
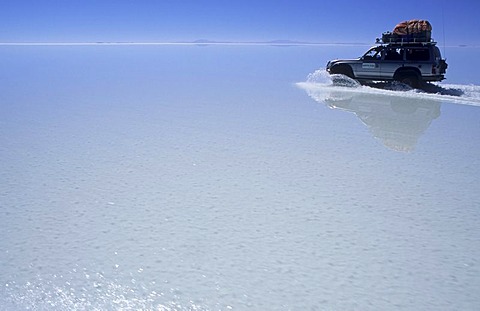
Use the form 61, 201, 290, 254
384, 48, 403, 60
406, 48, 430, 61
363, 48, 383, 60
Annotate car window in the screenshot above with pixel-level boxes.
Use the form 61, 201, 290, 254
363, 48, 382, 60
433, 46, 442, 60
384, 48, 404, 60
405, 48, 430, 61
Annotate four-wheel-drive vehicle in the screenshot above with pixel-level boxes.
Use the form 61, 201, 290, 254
326, 42, 448, 88
326, 20, 447, 88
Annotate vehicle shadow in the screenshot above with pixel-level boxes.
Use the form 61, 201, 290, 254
364, 81, 464, 96
420, 83, 464, 96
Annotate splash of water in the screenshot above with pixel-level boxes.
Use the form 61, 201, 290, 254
299, 69, 480, 107
306, 69, 360, 88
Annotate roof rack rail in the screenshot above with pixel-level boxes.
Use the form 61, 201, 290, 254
375, 37, 437, 46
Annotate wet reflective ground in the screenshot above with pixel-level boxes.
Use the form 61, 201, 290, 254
1, 45, 480, 310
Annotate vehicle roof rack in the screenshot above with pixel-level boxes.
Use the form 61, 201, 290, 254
375, 38, 437, 46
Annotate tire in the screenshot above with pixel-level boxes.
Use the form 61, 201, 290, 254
331, 65, 354, 79
394, 71, 421, 88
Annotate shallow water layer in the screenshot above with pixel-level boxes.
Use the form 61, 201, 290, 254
1, 45, 480, 310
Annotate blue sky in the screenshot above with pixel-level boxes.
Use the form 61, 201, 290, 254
1, 0, 479, 45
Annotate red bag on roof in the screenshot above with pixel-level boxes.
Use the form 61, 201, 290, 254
393, 20, 432, 36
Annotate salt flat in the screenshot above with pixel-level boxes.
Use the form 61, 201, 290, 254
1, 45, 479, 310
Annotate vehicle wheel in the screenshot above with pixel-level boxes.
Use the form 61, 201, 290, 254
331, 65, 354, 79
395, 71, 421, 88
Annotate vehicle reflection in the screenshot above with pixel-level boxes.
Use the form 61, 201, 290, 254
305, 86, 441, 152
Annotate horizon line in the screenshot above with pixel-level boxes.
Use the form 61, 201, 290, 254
0, 41, 474, 48
0, 41, 372, 47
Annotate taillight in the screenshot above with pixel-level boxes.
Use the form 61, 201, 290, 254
432, 65, 436, 74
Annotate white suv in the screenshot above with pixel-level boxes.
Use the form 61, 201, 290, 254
326, 42, 448, 88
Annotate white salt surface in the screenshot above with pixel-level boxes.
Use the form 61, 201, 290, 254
1, 46, 480, 310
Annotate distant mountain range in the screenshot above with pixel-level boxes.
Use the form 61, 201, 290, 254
0, 40, 472, 47
188, 39, 369, 46
0, 39, 371, 46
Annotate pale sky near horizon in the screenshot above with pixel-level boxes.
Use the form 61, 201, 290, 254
1, 1, 479, 45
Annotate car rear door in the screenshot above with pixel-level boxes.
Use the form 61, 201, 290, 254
405, 47, 431, 76
381, 47, 405, 79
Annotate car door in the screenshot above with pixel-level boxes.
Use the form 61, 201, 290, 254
405, 47, 431, 76
355, 47, 382, 79
381, 47, 405, 79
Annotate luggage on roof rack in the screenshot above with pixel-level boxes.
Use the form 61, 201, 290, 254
380, 19, 432, 44
381, 31, 432, 43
